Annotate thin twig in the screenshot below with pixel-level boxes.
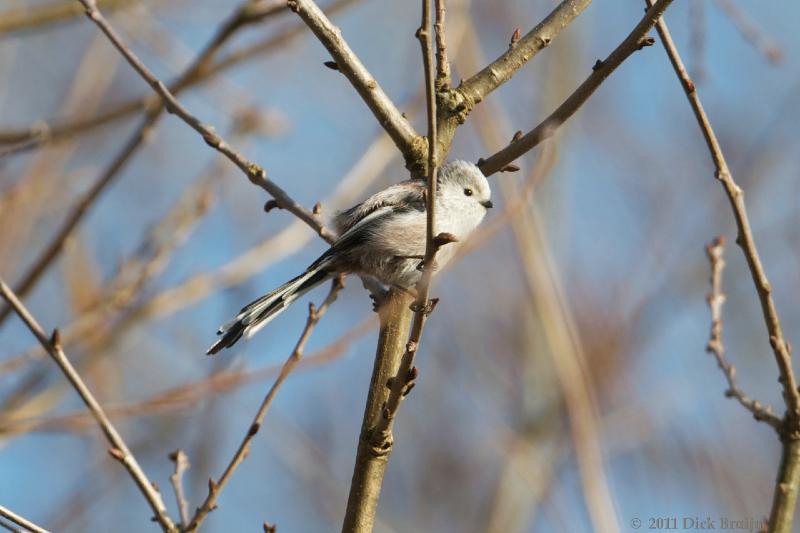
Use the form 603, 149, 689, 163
287, 0, 423, 168
454, 0, 592, 114
705, 237, 781, 429
168, 449, 191, 528
184, 276, 345, 532
434, 0, 450, 89
0, 278, 176, 532
76, 0, 334, 242
0, 506, 51, 533
0, 0, 285, 328
646, 3, 800, 531
646, 0, 800, 425
477, 0, 674, 176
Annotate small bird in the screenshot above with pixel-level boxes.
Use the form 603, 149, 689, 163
207, 160, 492, 355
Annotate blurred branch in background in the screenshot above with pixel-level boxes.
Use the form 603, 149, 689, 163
0, 0, 304, 328
0, 0, 361, 154
0, 0, 134, 37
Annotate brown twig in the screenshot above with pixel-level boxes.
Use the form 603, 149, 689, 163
184, 276, 345, 532
168, 449, 191, 528
76, 0, 334, 242
646, 0, 800, 425
0, 278, 176, 532
434, 0, 451, 89
646, 3, 800, 531
477, 0, 673, 176
453, 0, 593, 114
0, 505, 51, 533
0, 0, 286, 328
287, 0, 423, 168
704, 237, 781, 429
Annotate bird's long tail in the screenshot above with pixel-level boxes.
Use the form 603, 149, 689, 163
207, 262, 333, 355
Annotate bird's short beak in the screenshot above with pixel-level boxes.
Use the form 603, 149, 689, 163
481, 200, 493, 209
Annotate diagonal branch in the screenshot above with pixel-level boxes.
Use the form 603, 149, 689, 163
454, 0, 592, 113
287, 0, 424, 167
477, 0, 674, 176
0, 0, 294, 328
0, 278, 176, 532
0, 505, 51, 533
76, 0, 334, 241
184, 276, 345, 533
704, 237, 781, 430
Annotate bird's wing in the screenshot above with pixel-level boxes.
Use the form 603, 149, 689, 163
332, 180, 426, 235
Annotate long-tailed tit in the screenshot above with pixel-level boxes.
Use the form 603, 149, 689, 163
207, 160, 493, 355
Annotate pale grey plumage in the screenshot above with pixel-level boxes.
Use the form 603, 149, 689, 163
207, 160, 492, 355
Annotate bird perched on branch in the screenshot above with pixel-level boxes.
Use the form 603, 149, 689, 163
207, 160, 493, 355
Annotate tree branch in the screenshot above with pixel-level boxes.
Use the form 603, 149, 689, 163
287, 0, 424, 168
0, 505, 51, 533
184, 277, 345, 533
646, 3, 800, 531
0, 278, 176, 532
704, 237, 781, 429
646, 0, 800, 426
0, 0, 294, 328
168, 449, 191, 528
477, 0, 674, 176
76, 0, 334, 241
0, 0, 133, 36
453, 0, 592, 113
342, 1, 448, 529
434, 0, 451, 90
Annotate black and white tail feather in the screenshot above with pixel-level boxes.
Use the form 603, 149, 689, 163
206, 258, 334, 355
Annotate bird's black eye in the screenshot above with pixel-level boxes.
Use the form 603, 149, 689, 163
464, 188, 473, 196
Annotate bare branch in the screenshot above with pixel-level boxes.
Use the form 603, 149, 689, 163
184, 277, 345, 532
647, 0, 800, 424
477, 0, 673, 176
0, 0, 291, 328
646, 3, 800, 531
0, 278, 176, 532
0, 505, 51, 533
287, 0, 424, 167
704, 237, 781, 429
76, 0, 334, 240
454, 0, 592, 114
168, 449, 191, 528
434, 0, 451, 89
342, 2, 442, 530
